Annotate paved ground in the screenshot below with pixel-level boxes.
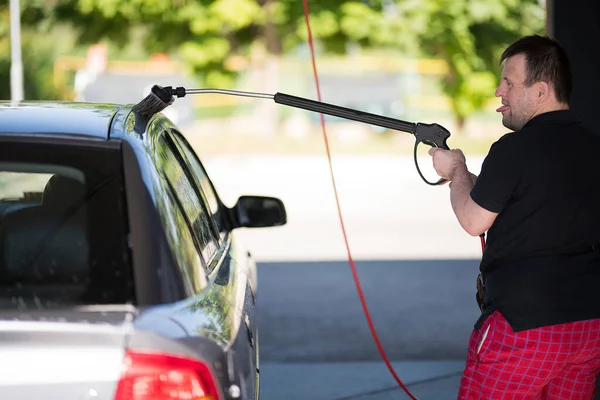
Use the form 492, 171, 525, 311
255, 260, 480, 362
203, 154, 486, 261
254, 260, 478, 400
260, 361, 464, 400
201, 155, 485, 400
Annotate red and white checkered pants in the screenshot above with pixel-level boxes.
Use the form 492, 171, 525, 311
458, 310, 600, 399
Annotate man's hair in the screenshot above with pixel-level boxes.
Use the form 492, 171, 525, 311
500, 35, 572, 104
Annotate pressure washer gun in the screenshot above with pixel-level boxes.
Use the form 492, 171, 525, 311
132, 85, 452, 186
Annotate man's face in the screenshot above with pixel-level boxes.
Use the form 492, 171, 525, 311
494, 54, 537, 131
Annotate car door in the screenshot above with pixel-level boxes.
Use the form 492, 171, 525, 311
157, 129, 258, 399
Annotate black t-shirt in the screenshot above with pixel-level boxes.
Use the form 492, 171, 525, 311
471, 110, 600, 331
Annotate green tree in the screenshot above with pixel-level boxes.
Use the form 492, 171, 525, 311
0, 1, 75, 100
41, 0, 408, 134
18, 0, 546, 128
43, 1, 379, 85
389, 0, 546, 128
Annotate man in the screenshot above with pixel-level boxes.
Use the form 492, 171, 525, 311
429, 35, 600, 399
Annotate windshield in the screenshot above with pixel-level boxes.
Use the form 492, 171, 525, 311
0, 140, 134, 310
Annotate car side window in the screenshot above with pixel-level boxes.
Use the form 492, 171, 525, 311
169, 130, 223, 235
156, 134, 219, 269
154, 177, 205, 295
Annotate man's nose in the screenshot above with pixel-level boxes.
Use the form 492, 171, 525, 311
494, 86, 502, 97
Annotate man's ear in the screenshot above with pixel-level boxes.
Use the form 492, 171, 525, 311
536, 81, 550, 101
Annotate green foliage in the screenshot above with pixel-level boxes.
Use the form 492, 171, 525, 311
0, 1, 73, 100
38, 0, 399, 86
390, 0, 546, 126
4, 0, 546, 124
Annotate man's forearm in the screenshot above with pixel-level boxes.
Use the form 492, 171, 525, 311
449, 165, 476, 233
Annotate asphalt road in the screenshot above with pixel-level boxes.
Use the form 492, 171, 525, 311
255, 259, 481, 363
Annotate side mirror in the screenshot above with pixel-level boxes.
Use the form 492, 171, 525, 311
232, 195, 287, 229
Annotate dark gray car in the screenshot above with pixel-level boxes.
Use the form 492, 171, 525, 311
0, 101, 287, 400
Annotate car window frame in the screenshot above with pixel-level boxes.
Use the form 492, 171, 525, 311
157, 131, 222, 274
158, 172, 207, 294
168, 129, 225, 240
152, 132, 210, 294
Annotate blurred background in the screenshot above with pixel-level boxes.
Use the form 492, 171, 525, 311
1, 0, 547, 155
1, 1, 570, 399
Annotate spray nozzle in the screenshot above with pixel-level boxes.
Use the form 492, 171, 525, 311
160, 85, 187, 98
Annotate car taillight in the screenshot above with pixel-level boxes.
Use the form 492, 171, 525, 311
114, 350, 221, 400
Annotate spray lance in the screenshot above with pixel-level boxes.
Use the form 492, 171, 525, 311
132, 84, 452, 186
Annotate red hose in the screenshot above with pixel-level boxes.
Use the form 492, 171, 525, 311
301, 2, 419, 399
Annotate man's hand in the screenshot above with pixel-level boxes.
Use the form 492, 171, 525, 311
428, 148, 466, 180
428, 147, 497, 236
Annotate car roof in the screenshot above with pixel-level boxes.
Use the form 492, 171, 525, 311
0, 101, 128, 140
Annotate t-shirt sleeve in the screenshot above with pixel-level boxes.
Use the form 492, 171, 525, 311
470, 135, 522, 213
